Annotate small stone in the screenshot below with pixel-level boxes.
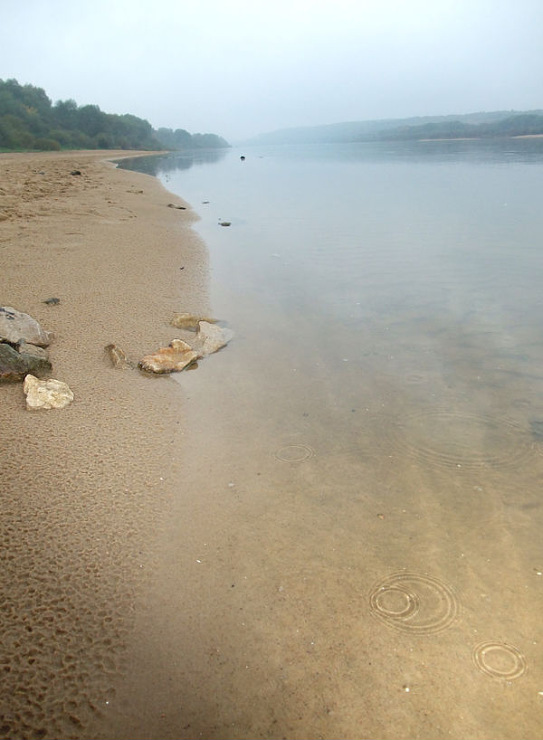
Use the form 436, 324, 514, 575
219, 221, 231, 227
43, 297, 60, 305
167, 203, 186, 210
138, 339, 198, 374
23, 374, 74, 410
170, 312, 217, 331
105, 344, 133, 369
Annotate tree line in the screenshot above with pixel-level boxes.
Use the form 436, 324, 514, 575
375, 114, 543, 142
0, 79, 229, 152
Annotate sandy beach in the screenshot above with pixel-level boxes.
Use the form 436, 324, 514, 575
0, 151, 210, 739
4, 148, 543, 740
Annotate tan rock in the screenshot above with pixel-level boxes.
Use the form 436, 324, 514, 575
23, 374, 74, 410
105, 343, 133, 369
191, 321, 234, 357
138, 339, 198, 374
170, 312, 217, 331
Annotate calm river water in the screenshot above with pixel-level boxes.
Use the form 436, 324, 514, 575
118, 140, 543, 740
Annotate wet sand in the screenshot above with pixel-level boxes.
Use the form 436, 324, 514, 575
0, 151, 209, 739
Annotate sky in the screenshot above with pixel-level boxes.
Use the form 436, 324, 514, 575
1, 0, 542, 142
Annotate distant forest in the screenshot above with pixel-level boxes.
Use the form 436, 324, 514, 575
251, 110, 543, 146
378, 113, 543, 141
0, 78, 229, 152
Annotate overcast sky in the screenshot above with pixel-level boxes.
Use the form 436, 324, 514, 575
1, 0, 542, 141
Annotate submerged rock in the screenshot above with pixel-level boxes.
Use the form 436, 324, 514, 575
0, 306, 52, 347
23, 374, 74, 410
170, 312, 217, 331
138, 339, 198, 374
191, 321, 234, 357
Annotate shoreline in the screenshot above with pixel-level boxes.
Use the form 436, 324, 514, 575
0, 150, 209, 739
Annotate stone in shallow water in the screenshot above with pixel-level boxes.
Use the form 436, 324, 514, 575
138, 339, 198, 374
23, 374, 74, 410
191, 321, 234, 357
170, 313, 217, 331
0, 306, 52, 347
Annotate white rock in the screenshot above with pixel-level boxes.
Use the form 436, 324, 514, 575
191, 321, 234, 357
23, 374, 74, 410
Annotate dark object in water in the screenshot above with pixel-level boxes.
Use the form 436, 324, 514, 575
240, 155, 246, 161
168, 203, 186, 210
219, 221, 231, 227
43, 297, 60, 305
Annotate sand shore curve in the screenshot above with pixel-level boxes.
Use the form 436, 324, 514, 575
0, 150, 210, 739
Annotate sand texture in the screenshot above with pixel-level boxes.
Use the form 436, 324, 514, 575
0, 151, 209, 739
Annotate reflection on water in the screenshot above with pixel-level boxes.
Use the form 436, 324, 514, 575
117, 148, 227, 176
119, 140, 543, 739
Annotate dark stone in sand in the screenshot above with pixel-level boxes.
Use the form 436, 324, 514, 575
43, 297, 60, 305
0, 342, 51, 382
168, 203, 186, 210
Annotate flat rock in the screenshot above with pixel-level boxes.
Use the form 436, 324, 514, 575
191, 321, 234, 357
0, 306, 52, 347
139, 339, 198, 374
23, 374, 74, 410
170, 312, 217, 331
0, 341, 51, 381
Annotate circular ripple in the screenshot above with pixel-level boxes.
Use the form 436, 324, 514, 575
274, 444, 315, 462
473, 641, 526, 680
385, 409, 532, 470
369, 572, 458, 634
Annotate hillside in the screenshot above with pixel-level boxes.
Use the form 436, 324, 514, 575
0, 78, 229, 152
248, 110, 543, 146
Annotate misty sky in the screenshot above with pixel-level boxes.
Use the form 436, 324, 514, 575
1, 0, 542, 141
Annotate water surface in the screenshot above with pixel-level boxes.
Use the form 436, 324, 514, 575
118, 140, 543, 739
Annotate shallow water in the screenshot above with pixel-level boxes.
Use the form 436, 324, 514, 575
118, 140, 543, 739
